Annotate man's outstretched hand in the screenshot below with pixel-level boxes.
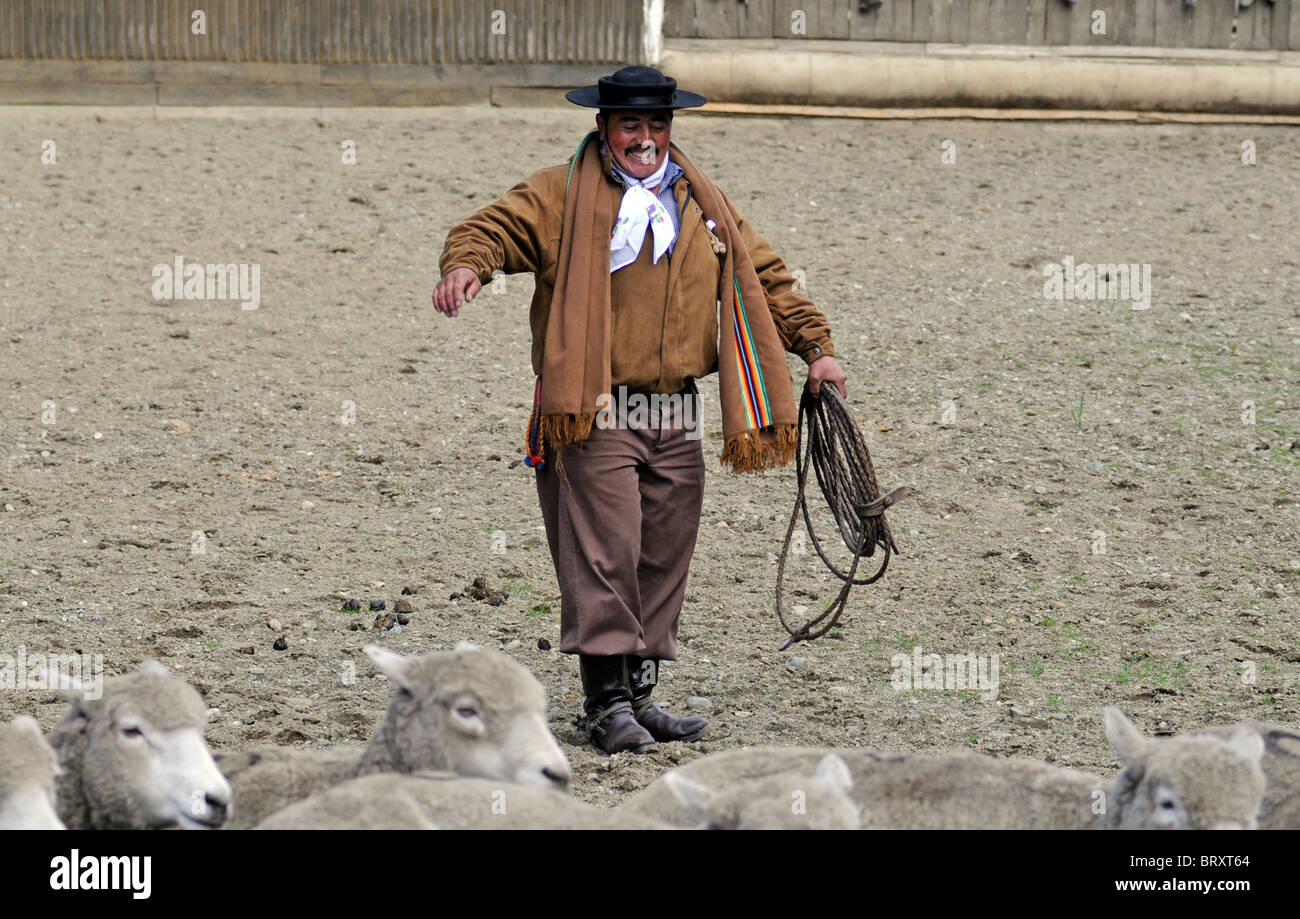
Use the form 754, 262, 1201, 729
433, 267, 482, 317
807, 355, 847, 399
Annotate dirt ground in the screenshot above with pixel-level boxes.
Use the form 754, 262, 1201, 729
1, 105, 1297, 808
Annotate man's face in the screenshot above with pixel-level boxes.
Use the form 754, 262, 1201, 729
598, 110, 672, 181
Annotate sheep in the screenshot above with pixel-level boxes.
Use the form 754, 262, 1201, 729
255, 772, 672, 830
220, 643, 571, 828
623, 708, 1266, 830
1195, 720, 1300, 829
259, 754, 860, 830
0, 715, 64, 829
663, 753, 862, 829
47, 660, 233, 829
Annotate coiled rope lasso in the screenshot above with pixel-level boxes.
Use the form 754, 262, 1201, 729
775, 384, 913, 650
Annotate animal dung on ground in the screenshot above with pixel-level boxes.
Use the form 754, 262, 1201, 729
342, 599, 360, 611
373, 613, 396, 631
370, 600, 386, 611
272, 637, 288, 651
394, 599, 414, 614
466, 576, 507, 606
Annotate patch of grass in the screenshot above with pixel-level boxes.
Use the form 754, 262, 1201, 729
524, 602, 551, 620
1109, 654, 1188, 689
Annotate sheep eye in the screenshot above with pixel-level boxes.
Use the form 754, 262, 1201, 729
121, 726, 144, 739
455, 706, 478, 719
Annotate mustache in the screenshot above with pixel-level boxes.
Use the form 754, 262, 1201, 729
624, 142, 658, 164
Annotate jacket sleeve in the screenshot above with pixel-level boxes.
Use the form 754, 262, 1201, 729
721, 190, 836, 366
438, 167, 561, 284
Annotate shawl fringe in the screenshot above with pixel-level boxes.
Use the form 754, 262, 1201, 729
719, 423, 798, 474
540, 413, 596, 448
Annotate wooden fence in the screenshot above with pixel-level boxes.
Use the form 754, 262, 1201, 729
666, 0, 1298, 50
0, 0, 646, 64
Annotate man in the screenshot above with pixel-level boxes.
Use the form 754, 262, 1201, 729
434, 66, 846, 754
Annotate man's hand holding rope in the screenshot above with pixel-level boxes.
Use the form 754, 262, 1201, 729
807, 354, 847, 399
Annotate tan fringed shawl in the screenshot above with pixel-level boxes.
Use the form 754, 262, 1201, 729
536, 130, 798, 475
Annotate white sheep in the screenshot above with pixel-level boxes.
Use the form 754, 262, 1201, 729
256, 754, 860, 830
219, 643, 571, 828
255, 772, 671, 830
1196, 719, 1300, 830
663, 753, 861, 829
0, 715, 64, 829
624, 708, 1266, 829
47, 660, 232, 829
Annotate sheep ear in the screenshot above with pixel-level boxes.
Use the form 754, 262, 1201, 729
139, 659, 170, 678
30, 667, 84, 702
812, 754, 853, 792
9, 714, 43, 736
454, 640, 482, 653
365, 645, 416, 692
1104, 707, 1148, 765
1221, 728, 1264, 765
663, 773, 719, 819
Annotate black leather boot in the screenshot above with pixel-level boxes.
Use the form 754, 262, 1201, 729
579, 654, 657, 755
627, 655, 707, 743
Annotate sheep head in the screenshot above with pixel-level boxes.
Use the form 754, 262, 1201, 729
51, 660, 232, 829
363, 644, 570, 791
1103, 706, 1265, 830
0, 715, 64, 830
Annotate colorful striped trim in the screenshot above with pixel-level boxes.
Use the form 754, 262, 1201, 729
523, 376, 546, 468
730, 274, 772, 429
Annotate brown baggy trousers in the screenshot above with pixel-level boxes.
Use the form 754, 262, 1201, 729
534, 384, 705, 660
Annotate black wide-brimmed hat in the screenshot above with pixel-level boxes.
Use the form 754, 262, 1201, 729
566, 65, 707, 110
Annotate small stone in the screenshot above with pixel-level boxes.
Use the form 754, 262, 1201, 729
93, 431, 103, 440
165, 418, 190, 433
272, 636, 288, 651
401, 586, 417, 595
685, 696, 712, 710
537, 638, 552, 651
394, 599, 414, 614
236, 646, 255, 655
301, 500, 315, 510
248, 665, 264, 675
504, 639, 520, 651
267, 619, 283, 631
786, 656, 808, 671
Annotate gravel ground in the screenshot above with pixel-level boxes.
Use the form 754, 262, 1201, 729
1, 105, 1297, 807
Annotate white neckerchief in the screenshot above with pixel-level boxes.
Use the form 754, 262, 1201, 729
608, 152, 673, 273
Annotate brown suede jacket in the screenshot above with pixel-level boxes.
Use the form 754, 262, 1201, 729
439, 144, 836, 394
